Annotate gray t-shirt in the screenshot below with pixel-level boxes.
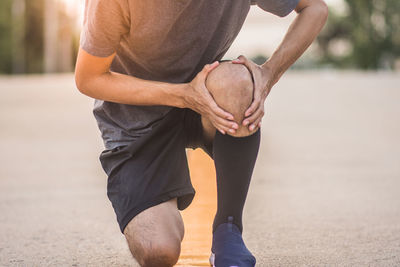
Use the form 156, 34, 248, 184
80, 0, 299, 150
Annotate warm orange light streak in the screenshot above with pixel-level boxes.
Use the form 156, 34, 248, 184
177, 149, 217, 266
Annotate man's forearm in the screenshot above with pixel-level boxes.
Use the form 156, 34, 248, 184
263, 0, 328, 84
77, 70, 187, 107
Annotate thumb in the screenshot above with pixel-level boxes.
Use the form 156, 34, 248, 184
232, 55, 252, 70
232, 55, 247, 63
200, 61, 219, 79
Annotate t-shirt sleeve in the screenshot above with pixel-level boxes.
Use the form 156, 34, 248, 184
251, 0, 300, 17
80, 0, 130, 57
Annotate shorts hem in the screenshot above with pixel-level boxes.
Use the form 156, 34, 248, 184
119, 186, 196, 233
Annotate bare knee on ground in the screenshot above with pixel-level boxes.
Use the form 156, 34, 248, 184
123, 198, 184, 267
205, 61, 256, 137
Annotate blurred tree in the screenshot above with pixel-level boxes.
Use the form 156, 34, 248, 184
58, 3, 74, 73
44, 0, 58, 73
12, 0, 26, 74
0, 0, 13, 74
25, 0, 45, 73
0, 0, 44, 74
318, 0, 400, 69
0, 0, 77, 74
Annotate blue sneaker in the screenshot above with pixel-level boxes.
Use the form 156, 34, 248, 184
209, 216, 256, 267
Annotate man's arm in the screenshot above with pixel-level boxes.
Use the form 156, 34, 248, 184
74, 48, 238, 134
75, 48, 186, 107
233, 0, 329, 131
264, 0, 329, 84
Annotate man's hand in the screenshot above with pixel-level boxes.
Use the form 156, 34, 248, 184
232, 55, 274, 131
231, 0, 328, 131
184, 62, 238, 135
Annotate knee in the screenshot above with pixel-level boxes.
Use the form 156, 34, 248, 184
205, 62, 255, 137
228, 73, 253, 116
123, 199, 184, 267
227, 82, 255, 137
140, 240, 181, 267
227, 85, 255, 137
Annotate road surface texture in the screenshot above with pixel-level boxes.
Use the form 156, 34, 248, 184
0, 71, 399, 266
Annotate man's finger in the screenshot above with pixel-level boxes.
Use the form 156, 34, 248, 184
243, 106, 264, 128
215, 115, 238, 130
218, 128, 226, 135
244, 99, 261, 123
244, 100, 259, 118
232, 55, 248, 65
214, 122, 230, 135
249, 116, 263, 132
232, 55, 255, 75
200, 61, 219, 79
207, 97, 235, 121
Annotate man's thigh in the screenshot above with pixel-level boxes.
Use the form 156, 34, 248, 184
100, 108, 196, 233
123, 198, 184, 265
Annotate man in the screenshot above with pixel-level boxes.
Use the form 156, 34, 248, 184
75, 0, 328, 266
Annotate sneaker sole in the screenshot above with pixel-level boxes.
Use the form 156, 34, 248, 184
210, 253, 242, 267
209, 252, 215, 266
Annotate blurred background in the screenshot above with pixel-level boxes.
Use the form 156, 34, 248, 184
1, 1, 400, 266
0, 0, 399, 74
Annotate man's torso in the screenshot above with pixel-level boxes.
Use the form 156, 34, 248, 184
81, 0, 298, 149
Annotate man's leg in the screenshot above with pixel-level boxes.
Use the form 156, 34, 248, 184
123, 198, 184, 267
203, 61, 260, 232
202, 61, 260, 266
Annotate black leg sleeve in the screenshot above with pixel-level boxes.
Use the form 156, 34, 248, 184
212, 129, 261, 233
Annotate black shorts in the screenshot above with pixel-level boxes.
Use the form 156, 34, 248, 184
99, 108, 212, 233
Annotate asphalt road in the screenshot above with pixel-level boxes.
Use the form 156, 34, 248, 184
0, 71, 399, 266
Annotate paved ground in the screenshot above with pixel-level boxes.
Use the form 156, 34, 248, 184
0, 71, 399, 266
